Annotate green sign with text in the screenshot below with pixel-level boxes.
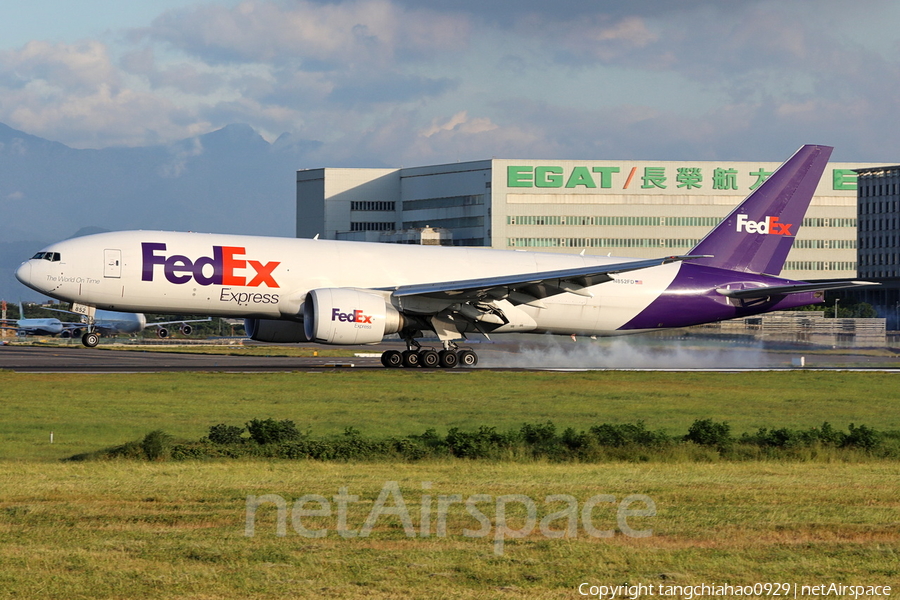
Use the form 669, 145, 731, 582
508, 165, 858, 192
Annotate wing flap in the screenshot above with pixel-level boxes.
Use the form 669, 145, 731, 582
390, 254, 709, 302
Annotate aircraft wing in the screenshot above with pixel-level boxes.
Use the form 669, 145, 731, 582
389, 254, 709, 304
146, 317, 212, 328
716, 280, 879, 299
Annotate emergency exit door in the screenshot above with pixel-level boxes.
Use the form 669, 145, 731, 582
104, 249, 122, 278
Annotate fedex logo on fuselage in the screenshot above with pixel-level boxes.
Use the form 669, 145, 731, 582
735, 214, 793, 235
141, 242, 280, 287
331, 308, 373, 324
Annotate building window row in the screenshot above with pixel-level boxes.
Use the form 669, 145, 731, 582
858, 253, 900, 267
402, 195, 484, 212
351, 201, 395, 211
858, 218, 900, 232
859, 200, 899, 214
783, 261, 857, 271
350, 221, 395, 231
507, 238, 700, 249
507, 216, 857, 228
792, 240, 857, 249
402, 216, 484, 229
507, 215, 693, 226
801, 218, 857, 227
859, 182, 900, 197
860, 236, 900, 248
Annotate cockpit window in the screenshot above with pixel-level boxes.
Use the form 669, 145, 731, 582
31, 252, 61, 262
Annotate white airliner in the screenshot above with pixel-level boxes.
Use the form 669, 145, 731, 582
1, 299, 208, 342
15, 145, 874, 367
49, 305, 210, 340
0, 302, 65, 336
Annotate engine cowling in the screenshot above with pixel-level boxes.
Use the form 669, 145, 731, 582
245, 318, 310, 343
303, 288, 403, 345
180, 323, 193, 336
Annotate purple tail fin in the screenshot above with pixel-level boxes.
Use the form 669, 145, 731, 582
690, 145, 833, 275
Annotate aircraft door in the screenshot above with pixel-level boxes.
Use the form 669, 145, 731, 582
104, 249, 122, 278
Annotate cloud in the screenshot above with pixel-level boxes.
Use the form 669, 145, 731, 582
0, 40, 194, 147
327, 74, 456, 108
0, 40, 117, 91
0, 0, 898, 163
141, 0, 471, 67
159, 136, 204, 178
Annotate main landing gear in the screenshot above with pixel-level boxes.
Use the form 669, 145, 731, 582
380, 341, 478, 369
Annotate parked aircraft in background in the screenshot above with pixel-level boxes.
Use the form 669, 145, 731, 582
1, 300, 209, 344
15, 145, 875, 365
0, 302, 65, 336
49, 305, 210, 342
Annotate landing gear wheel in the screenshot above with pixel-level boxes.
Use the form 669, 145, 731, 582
402, 350, 420, 368
438, 350, 458, 368
82, 332, 100, 348
457, 350, 478, 367
419, 349, 440, 368
381, 350, 403, 368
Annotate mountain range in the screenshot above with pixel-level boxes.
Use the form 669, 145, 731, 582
0, 122, 322, 301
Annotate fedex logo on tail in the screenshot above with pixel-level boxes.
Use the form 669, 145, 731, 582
736, 214, 793, 236
142, 242, 280, 287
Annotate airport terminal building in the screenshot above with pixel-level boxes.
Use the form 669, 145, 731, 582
297, 156, 880, 282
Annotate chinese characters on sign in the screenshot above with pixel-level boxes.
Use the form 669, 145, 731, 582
507, 165, 857, 192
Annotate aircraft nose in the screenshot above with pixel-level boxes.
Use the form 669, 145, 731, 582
15, 261, 31, 287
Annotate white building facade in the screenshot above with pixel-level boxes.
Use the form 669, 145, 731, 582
297, 156, 880, 281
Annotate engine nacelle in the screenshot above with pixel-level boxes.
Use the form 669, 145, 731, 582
303, 288, 403, 345
157, 327, 169, 338
244, 318, 311, 343
180, 323, 193, 336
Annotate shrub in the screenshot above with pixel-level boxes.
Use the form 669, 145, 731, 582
445, 426, 512, 459
246, 418, 302, 445
141, 430, 173, 461
207, 424, 245, 445
520, 421, 556, 446
843, 423, 881, 451
684, 419, 732, 450
590, 421, 669, 448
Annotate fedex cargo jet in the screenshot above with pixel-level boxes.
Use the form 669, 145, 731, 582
15, 145, 874, 367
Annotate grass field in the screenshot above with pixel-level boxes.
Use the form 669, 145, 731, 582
1, 461, 897, 599
1, 368, 899, 598
1, 369, 899, 461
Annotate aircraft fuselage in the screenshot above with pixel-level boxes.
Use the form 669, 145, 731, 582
16, 230, 818, 337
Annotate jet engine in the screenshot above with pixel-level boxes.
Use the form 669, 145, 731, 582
180, 323, 193, 336
157, 327, 168, 338
244, 318, 310, 343
303, 288, 404, 344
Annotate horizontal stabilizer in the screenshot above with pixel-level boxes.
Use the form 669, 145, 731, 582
716, 280, 878, 299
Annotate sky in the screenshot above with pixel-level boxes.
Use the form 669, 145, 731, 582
1, 0, 899, 165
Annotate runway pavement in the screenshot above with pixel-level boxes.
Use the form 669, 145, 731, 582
0, 345, 380, 372
2, 341, 900, 373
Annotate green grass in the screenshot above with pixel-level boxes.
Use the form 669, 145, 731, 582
1, 370, 898, 597
0, 460, 897, 599
2, 370, 900, 461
